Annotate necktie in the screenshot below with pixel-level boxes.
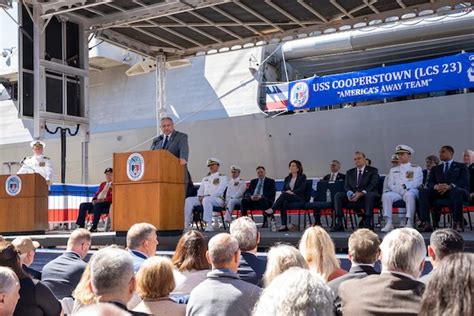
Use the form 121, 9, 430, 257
254, 179, 263, 195
162, 135, 169, 149
356, 170, 363, 187
443, 162, 449, 174
330, 173, 335, 182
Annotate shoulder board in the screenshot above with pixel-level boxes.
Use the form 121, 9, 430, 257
410, 163, 418, 167
43, 157, 50, 160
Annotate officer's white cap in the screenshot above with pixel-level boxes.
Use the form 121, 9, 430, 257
395, 144, 414, 155
230, 165, 241, 172
30, 140, 46, 149
206, 158, 221, 166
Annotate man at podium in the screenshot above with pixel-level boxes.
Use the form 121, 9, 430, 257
17, 140, 54, 185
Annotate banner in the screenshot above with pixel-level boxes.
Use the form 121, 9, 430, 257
287, 52, 474, 110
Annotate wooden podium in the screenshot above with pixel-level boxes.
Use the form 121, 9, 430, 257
0, 173, 48, 234
113, 150, 185, 233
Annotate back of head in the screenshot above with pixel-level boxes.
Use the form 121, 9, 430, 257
0, 266, 19, 294
136, 256, 175, 300
89, 247, 134, 297
420, 253, 473, 316
207, 233, 239, 267
299, 226, 339, 281
68, 228, 91, 249
429, 228, 464, 260
264, 244, 308, 287
73, 303, 131, 316
380, 228, 426, 277
348, 229, 381, 265
0, 266, 20, 315
126, 223, 156, 250
254, 267, 334, 316
0, 243, 28, 280
230, 217, 258, 252
172, 230, 209, 272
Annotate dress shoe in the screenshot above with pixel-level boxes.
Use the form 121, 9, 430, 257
278, 226, 289, 232
381, 222, 394, 233
452, 221, 463, 232
330, 224, 345, 232
418, 222, 433, 233
89, 227, 98, 233
204, 225, 214, 232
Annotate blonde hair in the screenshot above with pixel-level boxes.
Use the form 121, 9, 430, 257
136, 256, 175, 300
299, 226, 340, 282
72, 263, 97, 306
263, 244, 308, 287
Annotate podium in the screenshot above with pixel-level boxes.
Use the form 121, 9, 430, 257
113, 150, 185, 233
0, 173, 48, 234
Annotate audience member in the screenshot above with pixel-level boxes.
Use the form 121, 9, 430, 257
89, 247, 149, 316
41, 228, 90, 299
253, 267, 334, 316
240, 166, 276, 228
133, 256, 185, 316
76, 167, 113, 232
71, 263, 96, 313
224, 165, 247, 223
419, 145, 470, 232
419, 253, 473, 316
381, 145, 423, 231
0, 243, 61, 315
0, 267, 20, 316
127, 223, 159, 273
323, 160, 345, 182
423, 155, 440, 188
11, 237, 41, 280
74, 302, 131, 316
329, 229, 380, 312
184, 158, 228, 232
299, 226, 347, 282
266, 160, 307, 232
263, 244, 308, 287
339, 228, 426, 315
186, 233, 261, 316
464, 149, 474, 202
171, 230, 210, 296
419, 228, 464, 284
230, 217, 266, 287
332, 151, 380, 231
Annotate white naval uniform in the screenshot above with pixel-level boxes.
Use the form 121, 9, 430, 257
17, 154, 54, 182
224, 177, 247, 221
184, 172, 228, 225
382, 162, 423, 224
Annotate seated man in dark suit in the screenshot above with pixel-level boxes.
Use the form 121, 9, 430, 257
41, 229, 90, 299
331, 151, 380, 231
329, 228, 380, 313
230, 217, 266, 287
339, 228, 426, 315
240, 166, 276, 228
419, 146, 470, 232
422, 155, 440, 189
323, 160, 346, 182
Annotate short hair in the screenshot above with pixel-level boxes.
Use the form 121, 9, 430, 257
136, 256, 175, 300
230, 217, 258, 252
299, 226, 340, 282
256, 166, 265, 171
420, 253, 473, 316
355, 151, 366, 158
429, 228, 464, 261
331, 160, 341, 165
441, 145, 454, 154
263, 244, 308, 287
90, 247, 134, 296
0, 267, 19, 294
0, 243, 28, 280
68, 228, 91, 248
348, 229, 380, 264
380, 228, 426, 277
254, 267, 334, 316
160, 117, 173, 123
172, 230, 210, 272
425, 155, 440, 165
288, 160, 303, 175
208, 233, 239, 266
126, 223, 157, 250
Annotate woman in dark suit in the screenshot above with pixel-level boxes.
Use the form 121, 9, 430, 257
266, 160, 307, 232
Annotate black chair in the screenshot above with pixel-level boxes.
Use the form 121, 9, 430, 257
305, 180, 332, 227
287, 180, 313, 231
192, 205, 228, 230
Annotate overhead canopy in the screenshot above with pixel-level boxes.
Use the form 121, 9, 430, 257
26, 0, 463, 59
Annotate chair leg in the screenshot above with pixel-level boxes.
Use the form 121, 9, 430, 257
221, 211, 226, 230
468, 209, 473, 231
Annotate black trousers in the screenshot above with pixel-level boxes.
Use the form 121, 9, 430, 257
334, 192, 379, 226
241, 197, 273, 224
76, 201, 110, 229
272, 193, 303, 226
419, 187, 467, 223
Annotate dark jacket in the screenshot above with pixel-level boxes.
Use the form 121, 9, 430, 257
14, 278, 61, 316
245, 177, 276, 202
23, 264, 42, 280
323, 173, 346, 182
427, 161, 469, 193
150, 130, 189, 161
283, 174, 307, 199
238, 252, 267, 287
41, 251, 87, 300
344, 166, 379, 194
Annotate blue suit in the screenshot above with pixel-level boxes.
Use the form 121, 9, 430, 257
238, 252, 267, 287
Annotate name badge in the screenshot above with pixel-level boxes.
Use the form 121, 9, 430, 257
213, 178, 220, 185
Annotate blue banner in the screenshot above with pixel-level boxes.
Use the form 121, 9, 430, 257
287, 53, 474, 110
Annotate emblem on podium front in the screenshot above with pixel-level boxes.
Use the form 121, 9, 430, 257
127, 153, 145, 181
5, 175, 22, 196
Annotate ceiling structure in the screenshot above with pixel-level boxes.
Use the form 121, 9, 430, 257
23, 0, 465, 59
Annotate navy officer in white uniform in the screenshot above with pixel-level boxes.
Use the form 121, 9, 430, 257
17, 140, 54, 185
224, 165, 247, 223
381, 144, 423, 232
184, 158, 228, 231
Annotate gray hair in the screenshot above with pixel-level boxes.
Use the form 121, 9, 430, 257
90, 247, 134, 296
430, 228, 464, 260
380, 228, 426, 278
263, 244, 308, 287
208, 233, 239, 266
126, 223, 157, 250
230, 217, 258, 251
254, 267, 334, 316
0, 267, 19, 294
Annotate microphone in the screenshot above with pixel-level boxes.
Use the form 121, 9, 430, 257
19, 157, 27, 165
